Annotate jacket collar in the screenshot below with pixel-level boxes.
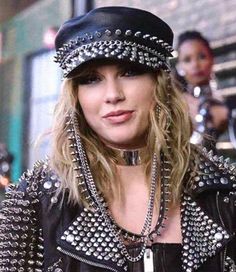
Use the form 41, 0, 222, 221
56, 207, 127, 272
40, 150, 236, 272
186, 149, 236, 195
55, 191, 234, 272
181, 193, 233, 272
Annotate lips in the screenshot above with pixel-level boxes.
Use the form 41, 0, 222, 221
192, 71, 205, 77
103, 110, 133, 118
102, 110, 134, 124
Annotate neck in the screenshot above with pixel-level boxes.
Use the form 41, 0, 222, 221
106, 145, 148, 166
187, 83, 212, 97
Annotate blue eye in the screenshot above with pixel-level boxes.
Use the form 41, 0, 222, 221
77, 75, 100, 85
122, 66, 146, 77
123, 70, 138, 77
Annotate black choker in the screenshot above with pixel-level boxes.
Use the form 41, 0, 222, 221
108, 146, 147, 166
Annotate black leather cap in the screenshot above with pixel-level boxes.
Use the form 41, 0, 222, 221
54, 6, 174, 78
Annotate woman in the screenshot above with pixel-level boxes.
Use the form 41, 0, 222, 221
176, 31, 229, 149
0, 6, 235, 272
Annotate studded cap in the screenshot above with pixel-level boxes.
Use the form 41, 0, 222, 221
54, 6, 174, 77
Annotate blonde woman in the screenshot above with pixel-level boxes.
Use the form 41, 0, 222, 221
0, 6, 235, 272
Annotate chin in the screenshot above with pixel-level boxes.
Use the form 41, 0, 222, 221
104, 134, 145, 149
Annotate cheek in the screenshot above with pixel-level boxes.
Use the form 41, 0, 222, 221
182, 63, 191, 73
139, 93, 155, 116
78, 92, 98, 124
203, 61, 213, 73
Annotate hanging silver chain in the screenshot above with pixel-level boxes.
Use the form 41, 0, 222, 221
70, 113, 170, 262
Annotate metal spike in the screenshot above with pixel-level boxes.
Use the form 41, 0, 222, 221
134, 31, 141, 37
208, 150, 214, 157
225, 157, 230, 163
219, 156, 224, 163
72, 158, 79, 162
69, 143, 77, 148
213, 155, 219, 161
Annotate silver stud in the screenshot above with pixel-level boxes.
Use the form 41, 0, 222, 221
223, 197, 229, 203
125, 30, 132, 36
115, 29, 122, 35
214, 232, 223, 241
134, 31, 141, 37
55, 181, 60, 188
66, 234, 74, 243
51, 196, 58, 203
43, 181, 52, 189
54, 269, 63, 272
198, 181, 204, 187
95, 31, 102, 38
150, 36, 157, 40
143, 34, 150, 39
220, 177, 228, 184
105, 29, 112, 36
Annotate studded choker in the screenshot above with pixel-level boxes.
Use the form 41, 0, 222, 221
107, 145, 147, 166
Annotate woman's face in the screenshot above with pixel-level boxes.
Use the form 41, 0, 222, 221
178, 39, 213, 86
77, 61, 156, 149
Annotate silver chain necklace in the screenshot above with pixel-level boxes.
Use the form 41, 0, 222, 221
69, 114, 170, 262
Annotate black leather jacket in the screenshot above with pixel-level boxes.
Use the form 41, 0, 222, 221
0, 152, 235, 272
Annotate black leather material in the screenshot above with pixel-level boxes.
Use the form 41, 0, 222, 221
55, 7, 173, 53
54, 6, 174, 77
0, 154, 235, 272
38, 188, 236, 271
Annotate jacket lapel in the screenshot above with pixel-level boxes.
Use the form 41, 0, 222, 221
56, 207, 127, 272
55, 150, 236, 272
56, 193, 234, 272
181, 193, 234, 272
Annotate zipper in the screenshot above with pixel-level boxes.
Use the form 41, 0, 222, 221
57, 246, 119, 272
216, 191, 227, 272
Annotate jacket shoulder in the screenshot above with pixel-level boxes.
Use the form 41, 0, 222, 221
0, 160, 52, 270
188, 148, 236, 194
14, 158, 61, 200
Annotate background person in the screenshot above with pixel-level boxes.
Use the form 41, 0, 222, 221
176, 30, 229, 150
0, 7, 235, 272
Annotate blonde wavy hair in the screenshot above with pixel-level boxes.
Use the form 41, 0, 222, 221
50, 65, 197, 207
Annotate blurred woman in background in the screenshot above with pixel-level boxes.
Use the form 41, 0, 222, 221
176, 31, 229, 150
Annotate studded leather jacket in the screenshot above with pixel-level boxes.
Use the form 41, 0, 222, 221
0, 151, 235, 272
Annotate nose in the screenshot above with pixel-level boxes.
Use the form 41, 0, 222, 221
104, 78, 125, 104
191, 58, 200, 70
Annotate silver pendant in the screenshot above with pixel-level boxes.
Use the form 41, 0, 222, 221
144, 248, 154, 272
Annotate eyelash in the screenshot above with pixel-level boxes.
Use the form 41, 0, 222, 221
183, 53, 207, 63
77, 75, 100, 85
